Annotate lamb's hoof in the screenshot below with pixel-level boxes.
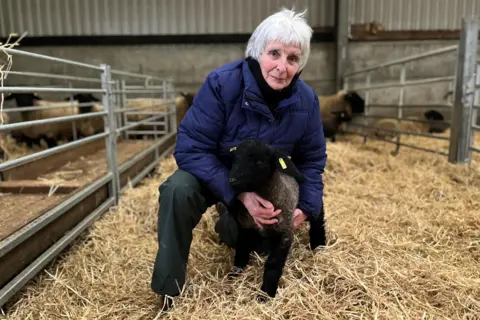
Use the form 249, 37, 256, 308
256, 293, 270, 303
309, 239, 326, 251
227, 266, 243, 280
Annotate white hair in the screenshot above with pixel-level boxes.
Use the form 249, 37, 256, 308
245, 8, 313, 72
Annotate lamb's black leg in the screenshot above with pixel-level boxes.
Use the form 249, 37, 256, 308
309, 206, 326, 250
42, 136, 58, 148
228, 227, 257, 278
258, 232, 292, 301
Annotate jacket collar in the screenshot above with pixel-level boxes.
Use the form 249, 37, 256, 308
241, 59, 299, 118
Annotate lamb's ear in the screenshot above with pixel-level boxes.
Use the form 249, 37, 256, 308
274, 154, 307, 183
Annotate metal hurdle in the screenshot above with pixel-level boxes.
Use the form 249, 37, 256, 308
0, 48, 177, 308
341, 17, 480, 166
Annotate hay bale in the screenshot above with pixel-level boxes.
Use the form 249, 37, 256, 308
3, 133, 480, 319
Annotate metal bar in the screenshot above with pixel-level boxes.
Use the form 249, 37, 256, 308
0, 87, 105, 94
362, 72, 371, 143
449, 18, 479, 164
0, 196, 115, 308
343, 130, 449, 156
358, 114, 452, 125
474, 105, 480, 109
124, 111, 171, 116
471, 145, 480, 152
120, 141, 175, 192
0, 173, 112, 259
395, 65, 407, 154
347, 123, 450, 140
68, 82, 78, 141
365, 104, 453, 109
118, 136, 169, 174
109, 69, 172, 82
0, 111, 107, 133
169, 84, 177, 134
128, 121, 166, 126
3, 71, 101, 83
344, 45, 458, 77
121, 80, 128, 140
468, 63, 480, 166
1, 48, 103, 71
124, 85, 169, 89
112, 89, 175, 94
116, 103, 172, 114
117, 114, 166, 133
0, 101, 98, 113
101, 64, 120, 205
126, 130, 167, 135
0, 132, 108, 171
351, 76, 455, 92
335, 0, 349, 90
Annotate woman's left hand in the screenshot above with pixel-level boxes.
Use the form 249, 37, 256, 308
293, 208, 308, 230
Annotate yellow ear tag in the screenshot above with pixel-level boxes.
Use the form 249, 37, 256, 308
279, 158, 287, 169
230, 146, 236, 152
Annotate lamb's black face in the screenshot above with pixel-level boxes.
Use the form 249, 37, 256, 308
4, 93, 41, 107
229, 140, 275, 193
68, 94, 100, 103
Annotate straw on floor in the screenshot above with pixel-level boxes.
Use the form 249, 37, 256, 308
2, 132, 480, 320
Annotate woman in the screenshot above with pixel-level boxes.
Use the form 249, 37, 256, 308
151, 8, 327, 312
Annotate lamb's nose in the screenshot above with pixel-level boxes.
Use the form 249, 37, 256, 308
229, 177, 237, 183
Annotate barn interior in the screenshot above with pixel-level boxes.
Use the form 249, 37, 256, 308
1, 1, 479, 319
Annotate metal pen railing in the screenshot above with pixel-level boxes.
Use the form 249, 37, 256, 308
342, 17, 480, 163
0, 47, 177, 308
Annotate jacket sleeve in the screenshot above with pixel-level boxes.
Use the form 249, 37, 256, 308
291, 92, 327, 220
173, 72, 237, 205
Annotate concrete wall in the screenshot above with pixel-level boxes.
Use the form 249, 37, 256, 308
5, 39, 477, 122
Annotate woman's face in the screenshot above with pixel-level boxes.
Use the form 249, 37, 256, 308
259, 40, 301, 90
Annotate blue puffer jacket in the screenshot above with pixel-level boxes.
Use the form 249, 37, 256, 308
174, 58, 327, 219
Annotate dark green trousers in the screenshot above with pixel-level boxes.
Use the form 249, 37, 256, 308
151, 169, 241, 297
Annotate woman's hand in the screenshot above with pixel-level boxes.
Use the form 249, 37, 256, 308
237, 192, 281, 229
293, 208, 308, 230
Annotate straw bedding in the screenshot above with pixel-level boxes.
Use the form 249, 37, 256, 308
2, 132, 480, 320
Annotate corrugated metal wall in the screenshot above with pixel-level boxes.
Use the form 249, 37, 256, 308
349, 0, 480, 30
0, 0, 333, 37
1, 0, 480, 37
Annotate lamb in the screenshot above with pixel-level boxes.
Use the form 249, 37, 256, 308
371, 110, 448, 139
222, 139, 326, 301
319, 90, 365, 142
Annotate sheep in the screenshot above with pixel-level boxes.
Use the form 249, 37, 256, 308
319, 90, 365, 142
123, 93, 195, 138
65, 94, 105, 136
3, 93, 100, 147
221, 139, 326, 301
371, 110, 447, 139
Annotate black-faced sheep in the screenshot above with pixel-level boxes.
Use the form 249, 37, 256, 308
3, 93, 102, 147
319, 90, 365, 142
222, 139, 326, 301
372, 109, 448, 139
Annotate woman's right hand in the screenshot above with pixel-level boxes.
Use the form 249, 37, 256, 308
237, 192, 281, 229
